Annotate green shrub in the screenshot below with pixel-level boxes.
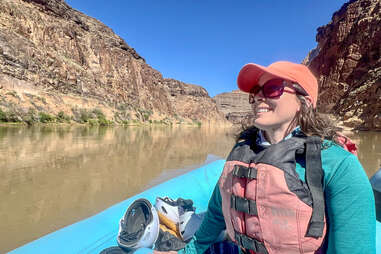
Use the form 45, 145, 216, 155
23, 109, 38, 125
0, 109, 6, 122
135, 108, 153, 122
92, 109, 105, 120
143, 113, 150, 121
192, 119, 202, 127
57, 111, 71, 123
88, 119, 98, 126
39, 112, 55, 123
79, 109, 90, 123
57, 111, 64, 119
98, 118, 109, 126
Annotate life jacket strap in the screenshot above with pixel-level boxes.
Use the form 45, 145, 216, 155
231, 195, 258, 215
233, 165, 257, 179
234, 231, 268, 254
305, 136, 325, 238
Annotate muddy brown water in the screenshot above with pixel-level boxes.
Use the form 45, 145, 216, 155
0, 125, 379, 253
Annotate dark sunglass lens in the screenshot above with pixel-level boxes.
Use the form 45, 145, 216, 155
263, 80, 284, 98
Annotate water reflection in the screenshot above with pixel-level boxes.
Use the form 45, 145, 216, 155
349, 131, 381, 177
0, 126, 379, 253
0, 125, 235, 252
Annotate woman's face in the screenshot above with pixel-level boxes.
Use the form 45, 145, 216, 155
250, 73, 301, 132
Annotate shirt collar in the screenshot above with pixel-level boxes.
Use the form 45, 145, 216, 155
256, 126, 302, 147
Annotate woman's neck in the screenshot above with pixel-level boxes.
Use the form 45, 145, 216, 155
263, 124, 297, 144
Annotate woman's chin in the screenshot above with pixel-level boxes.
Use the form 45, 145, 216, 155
254, 115, 272, 125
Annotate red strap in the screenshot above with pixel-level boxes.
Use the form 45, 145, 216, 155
335, 134, 358, 156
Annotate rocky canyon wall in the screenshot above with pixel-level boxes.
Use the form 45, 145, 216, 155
0, 0, 227, 125
305, 0, 380, 130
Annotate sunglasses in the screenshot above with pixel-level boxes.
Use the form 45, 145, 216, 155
249, 79, 307, 104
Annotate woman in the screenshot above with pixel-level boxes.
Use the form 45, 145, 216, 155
163, 61, 376, 254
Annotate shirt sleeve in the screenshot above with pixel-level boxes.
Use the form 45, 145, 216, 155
178, 184, 226, 254
324, 154, 376, 254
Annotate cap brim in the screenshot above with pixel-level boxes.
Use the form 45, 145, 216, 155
237, 63, 295, 93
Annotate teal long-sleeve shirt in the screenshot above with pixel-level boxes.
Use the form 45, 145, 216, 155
179, 141, 376, 254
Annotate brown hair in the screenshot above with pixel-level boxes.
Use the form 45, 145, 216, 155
236, 94, 342, 143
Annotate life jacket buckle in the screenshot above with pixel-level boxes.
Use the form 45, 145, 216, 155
232, 165, 257, 179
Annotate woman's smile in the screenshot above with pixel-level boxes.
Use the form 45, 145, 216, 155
254, 105, 272, 115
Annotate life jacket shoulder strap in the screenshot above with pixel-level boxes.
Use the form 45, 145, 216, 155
305, 136, 325, 238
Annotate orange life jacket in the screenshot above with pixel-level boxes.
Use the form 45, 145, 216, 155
219, 136, 329, 254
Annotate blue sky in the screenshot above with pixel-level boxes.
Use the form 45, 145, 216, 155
66, 0, 347, 97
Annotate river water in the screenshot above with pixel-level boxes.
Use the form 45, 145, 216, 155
0, 125, 380, 253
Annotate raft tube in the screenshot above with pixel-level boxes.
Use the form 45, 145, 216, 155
8, 160, 381, 254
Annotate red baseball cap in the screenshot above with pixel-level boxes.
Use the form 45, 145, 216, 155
237, 61, 318, 107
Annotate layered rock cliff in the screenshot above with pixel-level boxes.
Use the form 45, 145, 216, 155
0, 0, 227, 125
305, 0, 381, 130
213, 90, 253, 124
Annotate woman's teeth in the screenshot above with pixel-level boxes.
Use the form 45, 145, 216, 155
257, 108, 270, 113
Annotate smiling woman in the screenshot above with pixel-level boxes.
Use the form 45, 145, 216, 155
169, 61, 376, 254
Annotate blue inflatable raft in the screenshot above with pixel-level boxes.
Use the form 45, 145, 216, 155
8, 160, 381, 253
